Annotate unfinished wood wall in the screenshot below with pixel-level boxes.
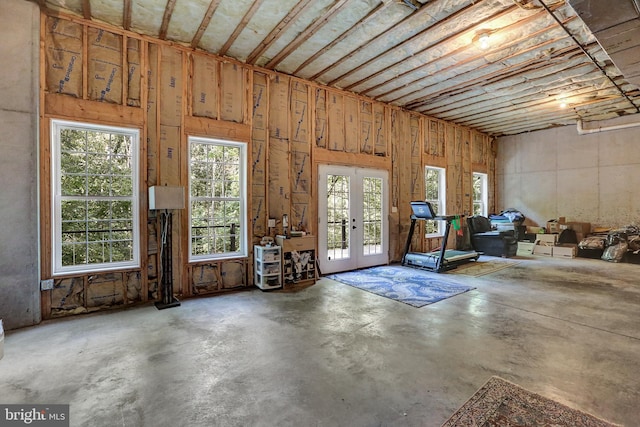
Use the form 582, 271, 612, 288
39, 12, 495, 319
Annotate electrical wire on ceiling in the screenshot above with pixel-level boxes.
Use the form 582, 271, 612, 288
538, 0, 640, 114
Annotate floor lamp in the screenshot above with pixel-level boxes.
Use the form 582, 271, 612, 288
149, 185, 185, 310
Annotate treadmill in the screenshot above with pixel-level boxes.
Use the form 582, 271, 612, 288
402, 201, 479, 273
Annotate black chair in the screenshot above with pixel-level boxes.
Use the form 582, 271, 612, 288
467, 215, 518, 258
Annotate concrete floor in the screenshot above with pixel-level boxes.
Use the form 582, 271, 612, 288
1, 255, 638, 426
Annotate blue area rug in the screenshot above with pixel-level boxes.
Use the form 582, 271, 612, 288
327, 265, 475, 307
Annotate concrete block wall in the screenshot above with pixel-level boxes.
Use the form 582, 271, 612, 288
496, 123, 640, 229
0, 0, 41, 329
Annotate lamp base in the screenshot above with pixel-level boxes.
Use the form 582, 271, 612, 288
154, 297, 181, 310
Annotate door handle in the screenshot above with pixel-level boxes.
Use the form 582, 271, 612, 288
352, 225, 356, 229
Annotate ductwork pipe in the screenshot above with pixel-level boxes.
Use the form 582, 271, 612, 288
576, 118, 640, 135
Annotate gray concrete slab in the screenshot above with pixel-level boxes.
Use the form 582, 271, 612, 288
0, 256, 638, 426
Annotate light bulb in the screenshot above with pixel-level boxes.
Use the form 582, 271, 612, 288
478, 33, 490, 49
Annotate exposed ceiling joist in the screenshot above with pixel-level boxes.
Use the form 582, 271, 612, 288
293, 1, 393, 75
218, 0, 265, 57
362, 3, 567, 99
123, 0, 131, 30
158, 0, 177, 40
191, 0, 223, 49
345, 3, 522, 93
81, 0, 91, 20
245, 0, 315, 65
265, 0, 352, 69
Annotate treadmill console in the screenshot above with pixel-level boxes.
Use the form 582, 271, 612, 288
410, 201, 436, 219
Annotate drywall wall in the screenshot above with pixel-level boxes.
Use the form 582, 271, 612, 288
0, 0, 41, 329
496, 122, 640, 229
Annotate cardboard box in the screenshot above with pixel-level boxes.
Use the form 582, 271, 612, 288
533, 241, 553, 256
546, 217, 566, 233
517, 241, 535, 256
553, 244, 577, 259
566, 222, 591, 235
536, 233, 557, 245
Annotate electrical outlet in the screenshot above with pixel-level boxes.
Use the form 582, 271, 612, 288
268, 218, 276, 228
40, 279, 54, 291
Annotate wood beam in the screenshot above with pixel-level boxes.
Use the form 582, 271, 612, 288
405, 43, 583, 111
246, 0, 314, 65
81, 0, 91, 20
432, 64, 598, 120
308, 0, 442, 81
218, 0, 265, 57
123, 0, 132, 31
159, 0, 177, 40
369, 7, 569, 102
348, 4, 521, 93
184, 116, 251, 141
191, 0, 223, 49
426, 58, 596, 119
44, 93, 144, 126
293, 1, 391, 75
266, 0, 350, 69
466, 87, 622, 126
330, 1, 503, 88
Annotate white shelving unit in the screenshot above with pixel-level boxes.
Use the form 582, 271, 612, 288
254, 245, 282, 290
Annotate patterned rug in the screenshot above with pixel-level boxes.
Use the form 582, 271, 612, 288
447, 258, 520, 277
442, 376, 620, 427
327, 265, 475, 307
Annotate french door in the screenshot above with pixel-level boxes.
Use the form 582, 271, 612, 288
318, 165, 388, 274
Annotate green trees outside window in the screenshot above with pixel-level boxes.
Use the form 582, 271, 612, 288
53, 120, 139, 274
189, 137, 247, 260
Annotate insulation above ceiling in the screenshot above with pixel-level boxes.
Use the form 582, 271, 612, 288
40, 0, 640, 136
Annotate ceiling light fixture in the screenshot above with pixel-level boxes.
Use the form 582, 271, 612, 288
474, 31, 491, 50
558, 96, 568, 109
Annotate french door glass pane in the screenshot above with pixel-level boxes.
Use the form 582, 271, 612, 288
327, 174, 350, 260
362, 177, 382, 255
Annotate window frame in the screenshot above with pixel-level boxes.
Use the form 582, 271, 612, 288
188, 136, 248, 262
473, 172, 488, 217
51, 119, 141, 276
425, 166, 446, 237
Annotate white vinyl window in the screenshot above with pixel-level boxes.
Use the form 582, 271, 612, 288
51, 120, 140, 275
425, 166, 446, 236
189, 137, 247, 261
473, 172, 488, 217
